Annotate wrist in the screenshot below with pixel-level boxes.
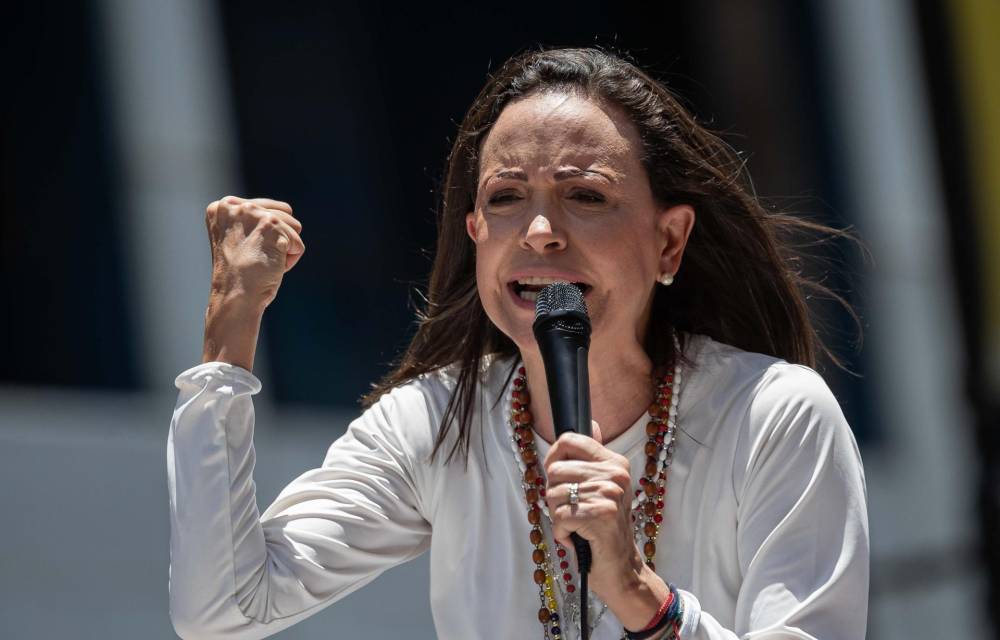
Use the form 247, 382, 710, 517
603, 561, 671, 632
202, 296, 264, 371
623, 582, 683, 640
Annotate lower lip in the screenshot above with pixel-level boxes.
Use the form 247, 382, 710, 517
506, 284, 589, 310
507, 284, 537, 310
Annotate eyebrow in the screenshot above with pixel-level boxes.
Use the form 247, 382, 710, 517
486, 167, 621, 184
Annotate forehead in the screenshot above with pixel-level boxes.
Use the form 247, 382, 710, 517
479, 92, 641, 177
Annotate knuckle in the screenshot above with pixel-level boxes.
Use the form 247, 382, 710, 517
542, 449, 556, 469
597, 480, 623, 500
222, 195, 242, 206
546, 461, 565, 479
610, 467, 630, 488
241, 201, 258, 215
260, 284, 278, 302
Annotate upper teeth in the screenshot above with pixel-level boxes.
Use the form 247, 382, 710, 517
516, 277, 571, 286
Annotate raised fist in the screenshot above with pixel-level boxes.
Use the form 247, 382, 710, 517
204, 195, 305, 310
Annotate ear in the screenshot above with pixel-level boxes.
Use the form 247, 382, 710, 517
656, 204, 695, 277
466, 211, 479, 242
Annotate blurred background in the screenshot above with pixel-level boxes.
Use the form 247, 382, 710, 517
1, 0, 998, 638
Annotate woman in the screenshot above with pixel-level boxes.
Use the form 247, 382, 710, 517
168, 48, 869, 639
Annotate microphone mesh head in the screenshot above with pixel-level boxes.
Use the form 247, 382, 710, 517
534, 282, 589, 324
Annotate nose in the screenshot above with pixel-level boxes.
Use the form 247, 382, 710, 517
521, 214, 567, 253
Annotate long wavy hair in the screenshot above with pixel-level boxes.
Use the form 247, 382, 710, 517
363, 46, 860, 464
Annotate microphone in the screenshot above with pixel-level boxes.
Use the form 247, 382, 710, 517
532, 281, 594, 639
532, 282, 592, 442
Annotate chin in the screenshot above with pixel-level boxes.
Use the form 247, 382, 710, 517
488, 308, 536, 353
502, 323, 538, 355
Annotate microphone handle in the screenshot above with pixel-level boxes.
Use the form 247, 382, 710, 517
547, 344, 592, 574
544, 341, 592, 439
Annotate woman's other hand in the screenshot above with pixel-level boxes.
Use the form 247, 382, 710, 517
205, 195, 305, 309
201, 195, 304, 370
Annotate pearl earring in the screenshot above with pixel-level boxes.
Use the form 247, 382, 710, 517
659, 273, 674, 286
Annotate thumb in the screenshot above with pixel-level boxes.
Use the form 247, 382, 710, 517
590, 419, 603, 445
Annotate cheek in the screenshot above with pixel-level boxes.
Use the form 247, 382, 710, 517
472, 238, 506, 317
585, 230, 659, 325
585, 222, 659, 279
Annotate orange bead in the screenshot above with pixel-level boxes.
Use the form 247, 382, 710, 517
646, 422, 659, 436
524, 467, 538, 484
518, 411, 533, 424
644, 442, 658, 456
645, 461, 657, 476
522, 448, 537, 465
533, 568, 547, 584
527, 507, 541, 525
644, 541, 656, 557
644, 521, 657, 537
538, 607, 551, 623
526, 488, 539, 504
644, 482, 657, 497
532, 549, 546, 564
530, 528, 543, 545
644, 502, 656, 517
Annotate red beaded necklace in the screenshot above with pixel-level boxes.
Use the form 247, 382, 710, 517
507, 336, 682, 640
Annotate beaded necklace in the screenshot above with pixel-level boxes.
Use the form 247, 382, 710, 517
507, 333, 683, 640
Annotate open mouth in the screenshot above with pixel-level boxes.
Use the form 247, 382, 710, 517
509, 277, 591, 303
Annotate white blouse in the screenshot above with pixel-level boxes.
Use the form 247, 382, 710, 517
167, 332, 869, 639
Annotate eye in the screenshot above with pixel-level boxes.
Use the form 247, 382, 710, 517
571, 190, 606, 204
488, 191, 522, 206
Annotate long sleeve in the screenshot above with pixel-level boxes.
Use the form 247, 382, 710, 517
684, 363, 870, 640
167, 362, 432, 640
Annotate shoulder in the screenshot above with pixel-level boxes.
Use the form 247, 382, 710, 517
367, 353, 518, 422
691, 335, 861, 503
747, 361, 845, 444
680, 333, 854, 467
353, 353, 519, 460
681, 332, 842, 427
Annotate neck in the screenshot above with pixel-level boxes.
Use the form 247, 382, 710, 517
520, 340, 655, 445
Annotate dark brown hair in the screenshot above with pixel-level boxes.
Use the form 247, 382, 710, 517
363, 46, 860, 464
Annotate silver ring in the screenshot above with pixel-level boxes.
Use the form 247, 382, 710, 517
568, 482, 580, 505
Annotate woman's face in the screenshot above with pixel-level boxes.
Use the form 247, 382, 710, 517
466, 91, 694, 357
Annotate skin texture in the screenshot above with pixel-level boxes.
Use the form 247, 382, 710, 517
201, 196, 305, 370
465, 91, 695, 629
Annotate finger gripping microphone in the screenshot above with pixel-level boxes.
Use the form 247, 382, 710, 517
533, 282, 594, 637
